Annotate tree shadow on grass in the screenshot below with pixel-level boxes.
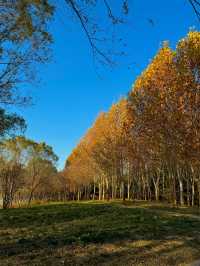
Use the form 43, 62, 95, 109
0, 205, 200, 265
1, 237, 199, 265
1, 204, 200, 265
70, 239, 200, 266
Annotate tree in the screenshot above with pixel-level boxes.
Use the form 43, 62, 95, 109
0, 137, 27, 209
0, 108, 26, 137
0, 158, 23, 209
0, 1, 53, 140
0, 0, 54, 105
24, 142, 58, 205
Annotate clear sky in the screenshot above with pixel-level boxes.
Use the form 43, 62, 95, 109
13, 0, 199, 169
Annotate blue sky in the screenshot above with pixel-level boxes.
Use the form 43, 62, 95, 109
14, 0, 199, 169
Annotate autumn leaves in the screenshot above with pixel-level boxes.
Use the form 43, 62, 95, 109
64, 32, 200, 206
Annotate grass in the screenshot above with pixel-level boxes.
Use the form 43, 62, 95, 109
0, 201, 200, 265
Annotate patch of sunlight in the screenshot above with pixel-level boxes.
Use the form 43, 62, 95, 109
101, 243, 122, 253
129, 239, 153, 248
162, 211, 200, 221
151, 239, 184, 253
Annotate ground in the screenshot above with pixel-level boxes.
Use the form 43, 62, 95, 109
0, 201, 200, 266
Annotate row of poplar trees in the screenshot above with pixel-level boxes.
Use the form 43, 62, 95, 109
64, 31, 200, 207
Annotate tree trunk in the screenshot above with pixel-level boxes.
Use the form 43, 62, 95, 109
172, 173, 177, 206
179, 178, 184, 206
93, 182, 96, 200
152, 175, 160, 201
191, 177, 195, 207
198, 180, 200, 208
122, 182, 125, 201
155, 186, 159, 201
27, 189, 34, 206
102, 177, 105, 200
127, 178, 130, 200
111, 175, 114, 199
187, 179, 190, 206
3, 192, 11, 209
99, 180, 101, 200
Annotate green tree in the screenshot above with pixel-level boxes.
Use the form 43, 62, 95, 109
0, 108, 26, 137
0, 136, 58, 208
24, 142, 58, 205
0, 0, 54, 105
0, 137, 28, 209
0, 1, 53, 138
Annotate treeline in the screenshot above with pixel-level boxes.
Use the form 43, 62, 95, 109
64, 32, 200, 207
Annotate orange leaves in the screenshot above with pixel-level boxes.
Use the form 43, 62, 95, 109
133, 46, 175, 94
65, 98, 132, 187
129, 31, 200, 167
65, 31, 200, 193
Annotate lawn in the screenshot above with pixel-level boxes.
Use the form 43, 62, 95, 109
0, 201, 200, 266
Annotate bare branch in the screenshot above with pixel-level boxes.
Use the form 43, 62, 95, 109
65, 0, 114, 66
188, 0, 200, 23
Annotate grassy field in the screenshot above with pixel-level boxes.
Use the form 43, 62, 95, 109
0, 201, 200, 266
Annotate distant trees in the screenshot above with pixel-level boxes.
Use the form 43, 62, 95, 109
64, 31, 200, 207
0, 157, 23, 209
25, 141, 58, 205
0, 137, 26, 209
0, 136, 58, 209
